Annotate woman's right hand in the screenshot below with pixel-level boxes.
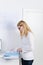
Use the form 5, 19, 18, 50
17, 48, 22, 52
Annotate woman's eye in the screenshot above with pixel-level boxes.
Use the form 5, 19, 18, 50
20, 25, 23, 26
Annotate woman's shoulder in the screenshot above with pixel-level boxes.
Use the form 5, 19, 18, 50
28, 32, 33, 36
28, 32, 34, 39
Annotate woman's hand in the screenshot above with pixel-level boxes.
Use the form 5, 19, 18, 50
17, 48, 22, 52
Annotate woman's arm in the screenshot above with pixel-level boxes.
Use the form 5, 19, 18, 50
22, 32, 35, 53
29, 32, 34, 51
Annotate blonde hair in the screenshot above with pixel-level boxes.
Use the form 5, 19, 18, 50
17, 20, 32, 37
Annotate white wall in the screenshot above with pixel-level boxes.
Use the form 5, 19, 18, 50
0, 11, 22, 51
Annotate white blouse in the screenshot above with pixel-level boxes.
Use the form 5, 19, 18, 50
20, 32, 35, 60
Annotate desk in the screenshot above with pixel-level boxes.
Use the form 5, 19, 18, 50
0, 54, 19, 65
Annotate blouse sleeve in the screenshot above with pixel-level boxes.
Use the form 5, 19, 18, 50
22, 32, 35, 53
29, 32, 35, 51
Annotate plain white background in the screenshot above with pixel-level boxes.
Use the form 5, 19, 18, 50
0, 0, 43, 65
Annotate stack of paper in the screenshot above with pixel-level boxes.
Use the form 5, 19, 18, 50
3, 51, 19, 60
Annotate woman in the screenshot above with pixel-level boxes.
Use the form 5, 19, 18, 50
17, 20, 34, 65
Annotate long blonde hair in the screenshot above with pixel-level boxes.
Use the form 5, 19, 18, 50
17, 20, 32, 37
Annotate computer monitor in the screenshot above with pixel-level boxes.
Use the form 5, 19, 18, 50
0, 39, 2, 51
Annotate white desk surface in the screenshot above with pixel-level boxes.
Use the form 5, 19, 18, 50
0, 54, 19, 65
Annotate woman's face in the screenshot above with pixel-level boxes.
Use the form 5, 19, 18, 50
18, 25, 24, 32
